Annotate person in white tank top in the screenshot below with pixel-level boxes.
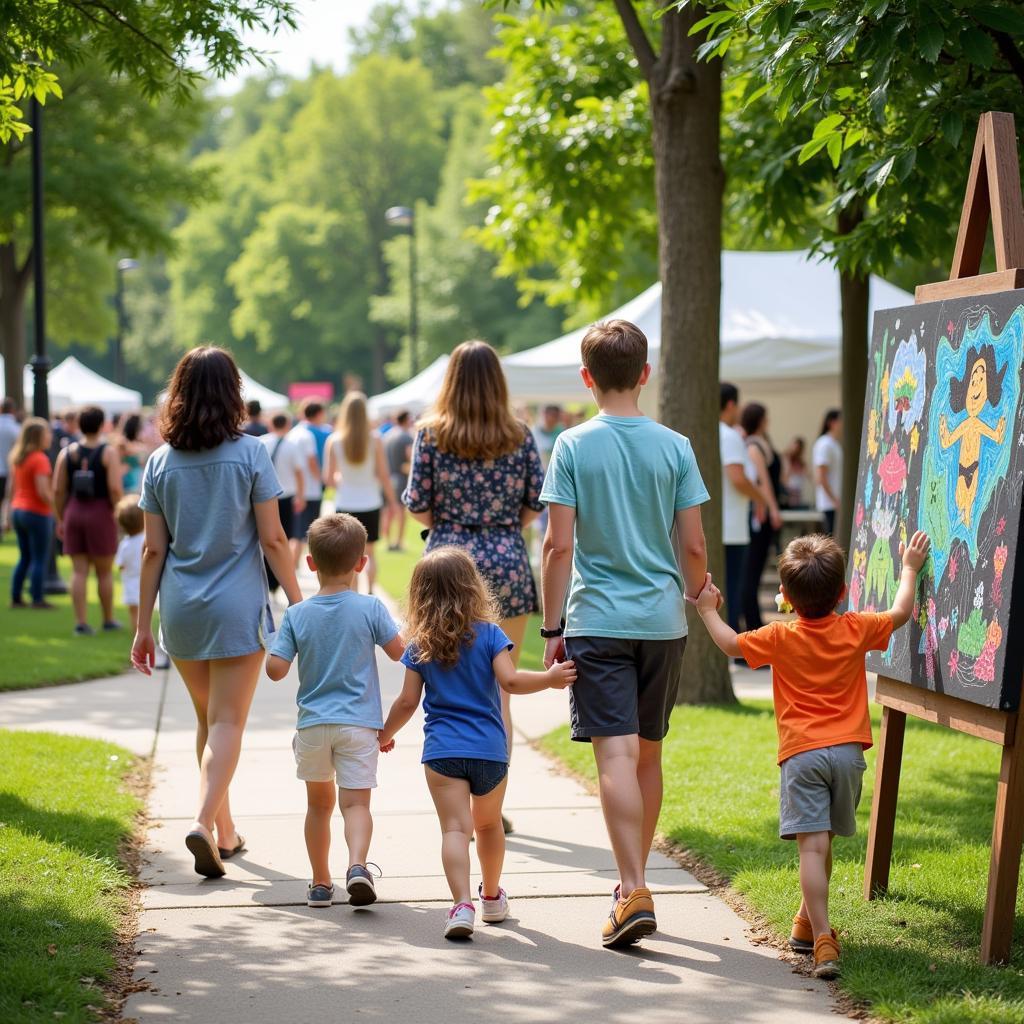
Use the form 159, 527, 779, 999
323, 392, 399, 593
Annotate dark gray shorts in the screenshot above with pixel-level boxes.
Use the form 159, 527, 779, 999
779, 742, 866, 840
425, 758, 508, 796
564, 635, 686, 743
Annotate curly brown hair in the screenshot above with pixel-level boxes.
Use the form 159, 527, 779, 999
160, 347, 245, 452
405, 547, 500, 669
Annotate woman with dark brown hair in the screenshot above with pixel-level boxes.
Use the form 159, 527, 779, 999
403, 341, 545, 831
132, 346, 302, 878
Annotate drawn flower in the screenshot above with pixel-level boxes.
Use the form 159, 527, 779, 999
997, 517, 1007, 536
867, 408, 880, 458
974, 581, 985, 611
911, 425, 920, 455
856, 501, 865, 528
995, 544, 1008, 577
881, 367, 890, 414
939, 616, 949, 639
871, 500, 898, 539
887, 336, 927, 433
857, 525, 868, 547
951, 606, 959, 630
879, 444, 908, 495
949, 650, 960, 675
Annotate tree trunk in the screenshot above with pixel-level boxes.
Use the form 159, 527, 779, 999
650, 9, 733, 704
837, 206, 869, 550
0, 242, 28, 407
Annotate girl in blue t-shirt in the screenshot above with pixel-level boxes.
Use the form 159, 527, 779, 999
380, 546, 575, 940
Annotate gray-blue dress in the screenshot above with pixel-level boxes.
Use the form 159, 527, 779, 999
139, 435, 283, 660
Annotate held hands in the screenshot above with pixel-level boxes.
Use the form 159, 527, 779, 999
546, 659, 577, 690
899, 530, 931, 574
695, 582, 723, 615
131, 629, 156, 676
378, 733, 395, 754
543, 636, 566, 669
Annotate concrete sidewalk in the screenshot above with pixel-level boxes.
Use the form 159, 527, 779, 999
1, 635, 841, 1024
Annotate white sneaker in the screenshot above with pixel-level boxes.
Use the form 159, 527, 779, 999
478, 884, 509, 923
444, 901, 476, 939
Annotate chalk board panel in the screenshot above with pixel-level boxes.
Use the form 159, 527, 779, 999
849, 288, 1024, 710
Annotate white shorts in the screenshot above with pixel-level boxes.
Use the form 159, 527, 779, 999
292, 724, 379, 789
121, 577, 140, 607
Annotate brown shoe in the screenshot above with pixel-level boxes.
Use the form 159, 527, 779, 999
602, 886, 656, 949
790, 913, 813, 953
812, 931, 841, 979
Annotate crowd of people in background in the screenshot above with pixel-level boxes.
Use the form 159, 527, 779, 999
719, 380, 844, 637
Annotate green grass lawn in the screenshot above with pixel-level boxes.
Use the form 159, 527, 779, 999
375, 517, 546, 669
0, 730, 142, 1023
0, 537, 134, 691
542, 702, 1024, 1024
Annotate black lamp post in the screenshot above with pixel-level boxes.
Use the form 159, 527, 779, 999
114, 258, 139, 385
30, 95, 49, 419
384, 205, 419, 377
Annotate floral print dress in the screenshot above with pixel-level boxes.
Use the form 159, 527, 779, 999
402, 427, 545, 617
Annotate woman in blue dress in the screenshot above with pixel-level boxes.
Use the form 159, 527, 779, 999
132, 347, 302, 878
403, 341, 545, 830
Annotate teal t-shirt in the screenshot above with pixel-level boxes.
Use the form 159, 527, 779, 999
540, 414, 709, 640
270, 591, 400, 730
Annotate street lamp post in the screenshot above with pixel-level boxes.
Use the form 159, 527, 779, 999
114, 258, 139, 385
384, 205, 419, 377
30, 95, 49, 419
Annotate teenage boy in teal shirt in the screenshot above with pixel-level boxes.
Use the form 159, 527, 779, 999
540, 319, 711, 949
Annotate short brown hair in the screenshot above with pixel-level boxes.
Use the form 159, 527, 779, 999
160, 347, 245, 452
307, 513, 367, 576
778, 534, 847, 619
581, 319, 648, 392
116, 495, 144, 535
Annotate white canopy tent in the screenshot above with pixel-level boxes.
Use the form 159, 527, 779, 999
0, 356, 73, 412
368, 355, 450, 419
502, 249, 914, 447
239, 370, 289, 410
0, 355, 140, 415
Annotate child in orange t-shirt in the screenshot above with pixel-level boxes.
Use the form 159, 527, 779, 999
695, 530, 930, 980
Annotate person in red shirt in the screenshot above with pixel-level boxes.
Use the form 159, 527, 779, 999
6, 417, 56, 608
696, 530, 929, 980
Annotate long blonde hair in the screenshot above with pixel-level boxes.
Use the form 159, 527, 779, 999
9, 417, 49, 468
420, 341, 523, 460
405, 547, 500, 668
335, 391, 370, 465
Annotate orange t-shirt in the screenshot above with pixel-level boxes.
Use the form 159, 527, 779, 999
736, 611, 894, 764
11, 449, 52, 516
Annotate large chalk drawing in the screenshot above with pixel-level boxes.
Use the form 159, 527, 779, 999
849, 291, 1024, 710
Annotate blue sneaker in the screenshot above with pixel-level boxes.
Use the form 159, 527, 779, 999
307, 882, 335, 908
346, 864, 378, 906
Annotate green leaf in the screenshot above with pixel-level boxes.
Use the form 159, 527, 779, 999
798, 135, 830, 164
941, 109, 963, 149
742, 82, 770, 109
813, 113, 845, 138
13, 76, 25, 101
960, 27, 996, 67
895, 148, 916, 179
871, 154, 896, 188
827, 133, 843, 168
917, 21, 944, 63
971, 5, 1024, 35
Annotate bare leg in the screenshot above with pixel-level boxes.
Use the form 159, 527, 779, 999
592, 734, 645, 895
637, 737, 663, 865
93, 555, 115, 623
471, 776, 508, 898
425, 767, 474, 905
338, 788, 373, 868
798, 833, 833, 922
70, 554, 90, 626
179, 652, 262, 837
177, 658, 237, 845
305, 781, 335, 887
390, 505, 406, 548
796, 831, 833, 938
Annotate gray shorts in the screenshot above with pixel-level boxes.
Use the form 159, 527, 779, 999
779, 742, 866, 840
565, 635, 686, 742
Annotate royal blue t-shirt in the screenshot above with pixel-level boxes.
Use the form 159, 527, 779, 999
402, 622, 512, 764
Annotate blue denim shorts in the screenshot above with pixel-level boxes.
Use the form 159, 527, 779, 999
425, 758, 508, 796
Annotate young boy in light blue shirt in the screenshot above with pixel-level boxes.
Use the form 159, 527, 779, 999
540, 319, 711, 949
267, 513, 404, 908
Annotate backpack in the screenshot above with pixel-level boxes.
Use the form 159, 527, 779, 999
69, 443, 103, 500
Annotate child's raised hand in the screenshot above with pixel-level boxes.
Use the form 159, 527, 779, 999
900, 530, 930, 573
379, 735, 396, 753
695, 582, 722, 615
547, 659, 576, 689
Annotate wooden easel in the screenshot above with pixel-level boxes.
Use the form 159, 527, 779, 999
864, 111, 1024, 965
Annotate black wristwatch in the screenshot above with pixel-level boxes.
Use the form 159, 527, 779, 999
540, 619, 565, 639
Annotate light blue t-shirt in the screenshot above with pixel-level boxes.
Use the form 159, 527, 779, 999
402, 622, 512, 763
270, 592, 400, 730
540, 414, 709, 640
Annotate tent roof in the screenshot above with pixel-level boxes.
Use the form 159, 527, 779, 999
239, 370, 288, 410
502, 250, 915, 401
46, 356, 142, 413
368, 355, 450, 418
